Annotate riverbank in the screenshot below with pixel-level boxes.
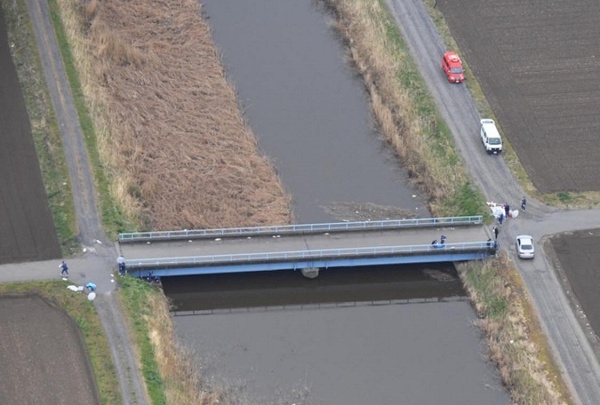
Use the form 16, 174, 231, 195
324, 0, 569, 402
3, 0, 572, 403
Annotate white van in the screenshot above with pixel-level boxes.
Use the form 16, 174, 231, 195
480, 119, 502, 154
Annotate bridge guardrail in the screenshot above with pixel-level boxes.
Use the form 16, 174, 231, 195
119, 215, 483, 243
124, 240, 494, 270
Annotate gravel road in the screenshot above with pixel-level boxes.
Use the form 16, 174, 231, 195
25, 0, 148, 403
385, 0, 600, 403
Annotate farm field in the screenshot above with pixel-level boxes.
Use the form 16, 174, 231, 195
439, 0, 600, 193
0, 7, 60, 264
0, 295, 99, 404
550, 231, 600, 352
439, 0, 600, 350
0, 8, 80, 402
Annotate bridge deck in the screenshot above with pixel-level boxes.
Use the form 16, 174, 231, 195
121, 224, 490, 260
120, 219, 494, 276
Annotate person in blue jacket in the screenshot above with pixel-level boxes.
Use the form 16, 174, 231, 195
59, 261, 69, 277
86, 282, 97, 292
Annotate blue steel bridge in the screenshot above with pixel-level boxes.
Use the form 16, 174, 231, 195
118, 216, 495, 278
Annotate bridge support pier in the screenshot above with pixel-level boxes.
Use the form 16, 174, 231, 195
301, 267, 319, 279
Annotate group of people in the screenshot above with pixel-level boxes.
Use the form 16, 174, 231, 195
491, 196, 527, 242
496, 196, 527, 226
431, 234, 447, 248
58, 255, 128, 293
61, 261, 96, 292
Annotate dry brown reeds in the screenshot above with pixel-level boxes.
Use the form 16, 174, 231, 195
459, 254, 566, 404
57, 0, 291, 230
324, 0, 466, 213
145, 292, 227, 404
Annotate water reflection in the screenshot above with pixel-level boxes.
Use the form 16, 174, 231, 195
162, 263, 464, 311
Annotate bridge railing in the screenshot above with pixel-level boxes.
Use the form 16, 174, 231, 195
125, 240, 494, 270
119, 215, 483, 243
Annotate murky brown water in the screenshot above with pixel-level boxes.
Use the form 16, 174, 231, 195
167, 1, 510, 403
200, 0, 428, 223
176, 303, 507, 405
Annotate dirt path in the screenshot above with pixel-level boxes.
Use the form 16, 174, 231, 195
25, 0, 148, 403
385, 0, 600, 403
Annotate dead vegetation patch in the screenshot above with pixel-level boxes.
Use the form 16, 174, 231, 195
57, 0, 291, 230
323, 201, 418, 222
322, 0, 470, 214
145, 292, 227, 404
459, 254, 568, 404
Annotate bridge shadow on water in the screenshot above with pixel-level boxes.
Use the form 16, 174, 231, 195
161, 263, 466, 312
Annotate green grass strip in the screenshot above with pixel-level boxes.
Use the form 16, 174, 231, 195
119, 276, 167, 405
47, 0, 132, 239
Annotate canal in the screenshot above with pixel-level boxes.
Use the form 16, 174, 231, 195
162, 0, 509, 403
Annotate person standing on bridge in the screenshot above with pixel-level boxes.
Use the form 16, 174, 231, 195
117, 255, 126, 276
493, 226, 499, 240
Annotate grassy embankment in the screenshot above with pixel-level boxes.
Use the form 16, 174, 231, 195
323, 0, 489, 217
2, 0, 227, 403
1, 0, 77, 254
119, 276, 228, 404
324, 0, 570, 403
46, 0, 135, 240
459, 255, 568, 404
2, 0, 134, 246
0, 1, 121, 403
421, 2, 573, 402
50, 0, 292, 402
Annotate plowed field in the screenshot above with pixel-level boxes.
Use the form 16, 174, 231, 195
439, 0, 600, 193
0, 295, 99, 404
0, 7, 60, 263
439, 0, 600, 347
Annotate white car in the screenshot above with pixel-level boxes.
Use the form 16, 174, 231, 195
515, 235, 535, 259
480, 119, 503, 154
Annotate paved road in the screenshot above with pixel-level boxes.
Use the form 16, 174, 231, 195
120, 225, 490, 260
385, 0, 600, 403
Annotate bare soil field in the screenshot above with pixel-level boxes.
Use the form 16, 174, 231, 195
0, 295, 99, 404
438, 0, 600, 194
550, 231, 600, 348
0, 7, 60, 264
439, 0, 600, 359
